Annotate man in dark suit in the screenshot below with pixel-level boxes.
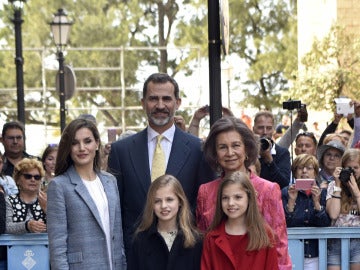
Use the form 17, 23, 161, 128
108, 73, 215, 255
253, 111, 291, 189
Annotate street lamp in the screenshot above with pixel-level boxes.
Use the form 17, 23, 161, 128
50, 8, 73, 133
9, 0, 27, 124
221, 62, 233, 109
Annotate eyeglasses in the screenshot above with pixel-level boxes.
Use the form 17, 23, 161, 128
324, 152, 342, 160
297, 166, 315, 171
4, 135, 23, 141
295, 132, 317, 145
22, 173, 42, 181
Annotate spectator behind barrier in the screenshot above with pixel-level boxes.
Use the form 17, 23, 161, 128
317, 140, 345, 189
0, 151, 18, 196
1, 121, 39, 177
253, 110, 291, 189
40, 144, 58, 193
5, 158, 46, 234
282, 154, 331, 269
326, 148, 360, 267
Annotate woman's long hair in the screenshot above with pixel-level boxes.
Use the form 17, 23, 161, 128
340, 148, 360, 213
135, 174, 201, 248
209, 171, 273, 251
55, 118, 102, 176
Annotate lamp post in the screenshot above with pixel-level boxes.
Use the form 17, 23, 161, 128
221, 62, 233, 109
50, 8, 72, 133
9, 0, 26, 124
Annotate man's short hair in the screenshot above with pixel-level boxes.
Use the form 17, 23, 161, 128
2, 121, 25, 138
253, 111, 274, 126
142, 73, 180, 99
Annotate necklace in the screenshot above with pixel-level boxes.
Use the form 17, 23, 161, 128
158, 229, 178, 251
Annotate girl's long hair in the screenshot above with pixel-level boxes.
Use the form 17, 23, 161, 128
209, 171, 273, 250
135, 174, 201, 248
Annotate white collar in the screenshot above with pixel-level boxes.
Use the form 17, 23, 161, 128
147, 124, 176, 143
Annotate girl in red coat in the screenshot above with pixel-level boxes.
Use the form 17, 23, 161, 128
201, 171, 279, 270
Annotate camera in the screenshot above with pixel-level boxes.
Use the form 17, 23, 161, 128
298, 104, 308, 122
283, 99, 301, 110
260, 137, 273, 151
339, 167, 355, 183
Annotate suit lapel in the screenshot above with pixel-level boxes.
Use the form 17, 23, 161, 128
166, 128, 191, 176
128, 129, 151, 194
68, 166, 105, 232
100, 173, 115, 232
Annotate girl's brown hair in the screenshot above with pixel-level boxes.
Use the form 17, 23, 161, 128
135, 174, 201, 248
209, 171, 273, 251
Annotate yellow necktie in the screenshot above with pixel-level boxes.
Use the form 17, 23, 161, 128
151, 135, 166, 181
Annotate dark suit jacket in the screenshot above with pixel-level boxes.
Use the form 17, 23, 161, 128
108, 127, 215, 255
259, 143, 291, 189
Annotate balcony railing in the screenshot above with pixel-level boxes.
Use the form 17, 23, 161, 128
288, 227, 360, 270
0, 233, 48, 270
0, 228, 359, 269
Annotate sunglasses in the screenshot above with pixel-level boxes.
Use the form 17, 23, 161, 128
295, 132, 318, 145
22, 173, 42, 181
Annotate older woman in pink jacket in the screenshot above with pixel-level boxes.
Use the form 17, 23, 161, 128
196, 116, 292, 270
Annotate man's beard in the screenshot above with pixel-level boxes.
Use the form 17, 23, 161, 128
148, 109, 173, 127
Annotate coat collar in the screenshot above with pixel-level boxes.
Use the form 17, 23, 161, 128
66, 166, 115, 233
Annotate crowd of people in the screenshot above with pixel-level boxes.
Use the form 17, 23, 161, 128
0, 72, 359, 269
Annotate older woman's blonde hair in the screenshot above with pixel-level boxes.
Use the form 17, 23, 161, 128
291, 154, 319, 179
13, 158, 45, 184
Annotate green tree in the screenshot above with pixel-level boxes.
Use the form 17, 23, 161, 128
0, 0, 194, 129
175, 0, 298, 111
286, 25, 360, 111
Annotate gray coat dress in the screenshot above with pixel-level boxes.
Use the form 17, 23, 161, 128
47, 166, 126, 270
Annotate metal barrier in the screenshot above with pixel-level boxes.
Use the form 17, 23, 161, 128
288, 227, 360, 270
0, 229, 360, 269
0, 233, 49, 270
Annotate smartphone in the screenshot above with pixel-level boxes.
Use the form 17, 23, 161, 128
295, 179, 315, 190
107, 129, 117, 143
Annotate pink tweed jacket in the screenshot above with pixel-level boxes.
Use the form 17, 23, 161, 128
196, 173, 292, 270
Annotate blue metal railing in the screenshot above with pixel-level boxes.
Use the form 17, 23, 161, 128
287, 227, 360, 270
0, 228, 359, 269
0, 233, 49, 270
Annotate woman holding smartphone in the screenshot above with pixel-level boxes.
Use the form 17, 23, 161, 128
282, 154, 331, 270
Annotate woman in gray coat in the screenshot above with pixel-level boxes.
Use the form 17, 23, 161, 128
47, 118, 126, 270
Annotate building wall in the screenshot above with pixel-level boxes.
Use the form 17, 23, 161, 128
298, 0, 360, 67
297, 0, 337, 69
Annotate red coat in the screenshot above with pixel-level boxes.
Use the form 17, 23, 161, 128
196, 173, 292, 270
201, 221, 279, 270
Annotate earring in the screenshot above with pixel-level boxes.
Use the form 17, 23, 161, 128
245, 155, 249, 160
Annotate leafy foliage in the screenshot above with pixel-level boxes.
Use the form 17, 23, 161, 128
287, 25, 360, 111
